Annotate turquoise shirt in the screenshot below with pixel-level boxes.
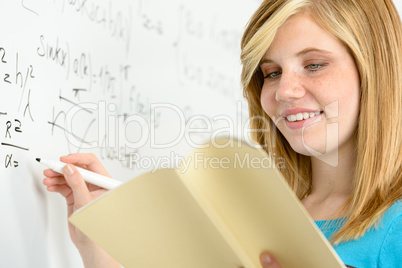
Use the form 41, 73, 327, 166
315, 200, 402, 268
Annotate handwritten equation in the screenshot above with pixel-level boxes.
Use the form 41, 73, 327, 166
0, 47, 36, 121
37, 34, 132, 99
3, 0, 249, 171
0, 115, 29, 168
0, 45, 36, 169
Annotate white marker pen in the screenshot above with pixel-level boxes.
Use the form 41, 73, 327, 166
36, 158, 122, 190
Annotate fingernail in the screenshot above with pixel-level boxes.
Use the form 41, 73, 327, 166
64, 164, 74, 176
262, 255, 272, 264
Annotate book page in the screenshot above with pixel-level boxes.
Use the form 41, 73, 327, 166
177, 139, 344, 268
69, 169, 243, 268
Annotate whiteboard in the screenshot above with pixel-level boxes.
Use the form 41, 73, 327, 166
1, 1, 401, 267
0, 0, 260, 267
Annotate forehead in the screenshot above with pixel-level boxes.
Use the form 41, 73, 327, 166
264, 13, 345, 59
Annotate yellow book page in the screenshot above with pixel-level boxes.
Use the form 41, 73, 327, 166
69, 168, 244, 268
177, 139, 344, 268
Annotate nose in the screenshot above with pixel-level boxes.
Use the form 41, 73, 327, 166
275, 71, 306, 102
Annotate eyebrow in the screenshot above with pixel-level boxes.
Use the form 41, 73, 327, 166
295, 47, 332, 57
260, 47, 332, 66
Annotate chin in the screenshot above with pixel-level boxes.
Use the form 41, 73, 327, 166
289, 143, 317, 156
285, 137, 333, 157
281, 124, 338, 155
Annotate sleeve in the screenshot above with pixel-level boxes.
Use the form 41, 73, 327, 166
379, 214, 402, 267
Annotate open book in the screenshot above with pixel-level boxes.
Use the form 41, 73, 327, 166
68, 138, 345, 268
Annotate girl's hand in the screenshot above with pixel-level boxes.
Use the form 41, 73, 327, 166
43, 153, 120, 268
260, 252, 354, 268
260, 252, 282, 268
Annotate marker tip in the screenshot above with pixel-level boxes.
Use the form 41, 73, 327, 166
36, 158, 41, 162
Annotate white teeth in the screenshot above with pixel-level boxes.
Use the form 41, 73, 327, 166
286, 111, 321, 122
287, 114, 297, 122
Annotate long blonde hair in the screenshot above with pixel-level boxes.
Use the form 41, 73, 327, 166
241, 0, 402, 244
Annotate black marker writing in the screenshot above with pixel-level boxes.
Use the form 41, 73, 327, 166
37, 35, 68, 67
0, 48, 7, 63
73, 88, 87, 101
1, 116, 28, 168
4, 119, 25, 139
5, 154, 19, 168
59, 95, 93, 114
23, 89, 34, 122
21, 0, 39, 16
1, 143, 29, 151
5, 121, 12, 138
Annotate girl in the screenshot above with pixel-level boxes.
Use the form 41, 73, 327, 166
44, 0, 402, 267
241, 0, 402, 267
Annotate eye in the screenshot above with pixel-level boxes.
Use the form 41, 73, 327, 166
264, 71, 282, 80
305, 63, 325, 71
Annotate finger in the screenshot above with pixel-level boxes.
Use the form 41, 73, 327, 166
44, 172, 101, 191
63, 164, 92, 208
60, 154, 110, 177
43, 177, 67, 186
43, 168, 63, 177
260, 252, 282, 268
46, 184, 72, 199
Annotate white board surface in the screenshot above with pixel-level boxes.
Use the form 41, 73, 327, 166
0, 1, 259, 267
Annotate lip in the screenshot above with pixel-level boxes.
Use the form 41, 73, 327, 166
280, 108, 324, 130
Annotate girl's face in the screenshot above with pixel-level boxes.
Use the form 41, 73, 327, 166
260, 13, 360, 160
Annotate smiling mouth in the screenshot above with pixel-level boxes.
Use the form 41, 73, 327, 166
285, 111, 324, 122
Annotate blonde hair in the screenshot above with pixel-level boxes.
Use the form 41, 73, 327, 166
241, 0, 402, 244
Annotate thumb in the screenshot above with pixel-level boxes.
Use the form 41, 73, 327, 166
260, 252, 281, 268
63, 164, 92, 208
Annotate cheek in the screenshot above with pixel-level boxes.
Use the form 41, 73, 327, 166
329, 70, 361, 114
340, 82, 361, 129
260, 86, 276, 119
